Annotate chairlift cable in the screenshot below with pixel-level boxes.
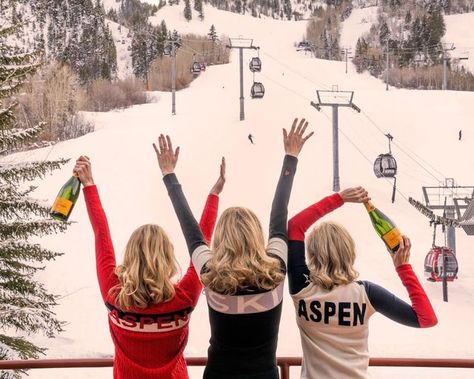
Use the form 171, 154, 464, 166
259, 49, 332, 90
360, 110, 446, 182
262, 46, 449, 190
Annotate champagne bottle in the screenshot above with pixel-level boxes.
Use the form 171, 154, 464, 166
364, 201, 401, 252
50, 175, 81, 221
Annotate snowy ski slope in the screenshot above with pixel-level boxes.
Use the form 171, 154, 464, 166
3, 4, 474, 378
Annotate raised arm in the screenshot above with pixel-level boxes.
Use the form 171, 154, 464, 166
75, 156, 119, 301
362, 236, 437, 328
154, 135, 207, 255
287, 187, 369, 295
199, 157, 225, 243
269, 118, 314, 241
173, 158, 225, 301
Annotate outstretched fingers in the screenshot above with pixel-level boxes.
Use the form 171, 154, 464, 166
303, 131, 314, 142
290, 118, 298, 136
220, 157, 226, 178
296, 118, 306, 135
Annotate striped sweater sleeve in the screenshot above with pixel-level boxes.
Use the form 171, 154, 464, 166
163, 173, 213, 275
199, 194, 219, 244
266, 155, 298, 268
269, 155, 298, 241
178, 194, 219, 304
287, 193, 344, 295
163, 173, 207, 254
84, 185, 119, 301
361, 264, 437, 328
396, 263, 438, 327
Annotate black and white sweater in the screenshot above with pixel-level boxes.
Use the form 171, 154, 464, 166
164, 155, 298, 379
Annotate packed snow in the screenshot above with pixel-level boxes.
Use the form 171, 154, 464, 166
2, 4, 474, 379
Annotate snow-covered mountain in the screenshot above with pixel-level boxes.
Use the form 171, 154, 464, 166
2, 2, 474, 378
1, 0, 117, 83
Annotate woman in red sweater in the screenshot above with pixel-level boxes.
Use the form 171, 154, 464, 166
73, 155, 226, 379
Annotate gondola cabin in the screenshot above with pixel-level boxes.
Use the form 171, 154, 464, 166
251, 82, 265, 99
191, 62, 202, 74
249, 57, 262, 72
424, 246, 458, 282
373, 153, 397, 178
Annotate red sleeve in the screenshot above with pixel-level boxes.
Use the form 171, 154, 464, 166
288, 193, 344, 241
396, 264, 438, 328
199, 194, 219, 244
84, 185, 119, 301
178, 194, 219, 304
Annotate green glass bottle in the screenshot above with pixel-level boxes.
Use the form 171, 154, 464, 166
50, 175, 81, 221
364, 201, 401, 252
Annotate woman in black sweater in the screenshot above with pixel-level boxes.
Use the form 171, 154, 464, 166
154, 119, 313, 379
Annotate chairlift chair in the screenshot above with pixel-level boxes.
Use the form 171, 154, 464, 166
249, 57, 262, 72
251, 82, 265, 99
424, 246, 458, 282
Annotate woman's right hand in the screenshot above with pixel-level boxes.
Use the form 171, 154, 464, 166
392, 235, 411, 268
73, 156, 94, 187
339, 186, 370, 203
283, 118, 314, 157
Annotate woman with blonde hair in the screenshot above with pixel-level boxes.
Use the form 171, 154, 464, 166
74, 155, 226, 379
155, 118, 313, 379
287, 187, 438, 379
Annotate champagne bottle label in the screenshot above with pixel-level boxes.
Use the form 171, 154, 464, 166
51, 197, 73, 216
382, 228, 401, 250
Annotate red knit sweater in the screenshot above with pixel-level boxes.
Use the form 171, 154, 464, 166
84, 185, 219, 379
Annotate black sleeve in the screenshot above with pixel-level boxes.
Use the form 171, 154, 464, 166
359, 280, 420, 327
288, 240, 311, 295
269, 155, 298, 241
163, 173, 206, 254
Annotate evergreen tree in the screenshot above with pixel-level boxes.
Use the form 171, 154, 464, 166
194, 0, 203, 13
235, 0, 242, 14
379, 20, 390, 47
0, 24, 67, 378
283, 0, 292, 20
404, 10, 412, 28
184, 0, 192, 21
208, 24, 217, 41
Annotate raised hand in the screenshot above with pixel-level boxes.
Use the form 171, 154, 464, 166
391, 235, 411, 268
73, 156, 94, 187
153, 134, 180, 176
283, 118, 314, 157
210, 157, 226, 196
339, 186, 370, 203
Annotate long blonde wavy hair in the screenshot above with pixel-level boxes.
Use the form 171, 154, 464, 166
306, 221, 359, 290
110, 224, 178, 310
201, 207, 285, 294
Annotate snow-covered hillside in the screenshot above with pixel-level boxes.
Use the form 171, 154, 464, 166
445, 13, 474, 74
3, 4, 474, 379
340, 6, 378, 52
106, 20, 133, 79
